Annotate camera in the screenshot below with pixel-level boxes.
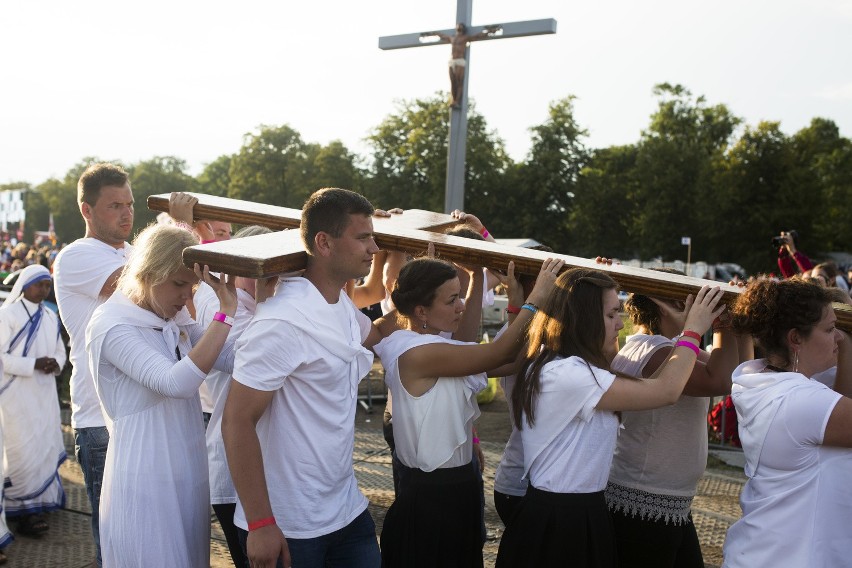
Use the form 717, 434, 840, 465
772, 230, 799, 248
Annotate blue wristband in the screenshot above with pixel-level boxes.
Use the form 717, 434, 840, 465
521, 303, 538, 315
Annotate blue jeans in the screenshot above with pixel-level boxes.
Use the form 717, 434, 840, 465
74, 426, 109, 568
238, 508, 380, 568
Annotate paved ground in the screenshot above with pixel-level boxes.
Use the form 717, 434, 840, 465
5, 403, 746, 567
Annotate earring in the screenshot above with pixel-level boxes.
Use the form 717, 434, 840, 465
794, 351, 799, 373
422, 322, 428, 330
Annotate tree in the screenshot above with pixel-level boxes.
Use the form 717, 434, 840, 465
788, 118, 852, 253
516, 96, 590, 253
568, 145, 638, 258
128, 156, 200, 233
197, 155, 233, 197
629, 84, 740, 261
709, 121, 796, 273
37, 177, 83, 245
311, 140, 365, 194
228, 124, 315, 208
364, 93, 511, 215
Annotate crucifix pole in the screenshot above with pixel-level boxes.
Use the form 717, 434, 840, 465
379, 4, 557, 213
446, 0, 473, 214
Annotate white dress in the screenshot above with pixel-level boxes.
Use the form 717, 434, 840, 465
723, 360, 852, 567
0, 298, 67, 516
0, 366, 12, 549
87, 291, 234, 567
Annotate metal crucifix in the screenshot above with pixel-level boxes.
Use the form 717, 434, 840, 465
378, 0, 556, 213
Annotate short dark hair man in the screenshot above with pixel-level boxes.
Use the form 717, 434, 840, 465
224, 188, 383, 567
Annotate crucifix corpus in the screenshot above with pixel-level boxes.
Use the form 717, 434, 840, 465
147, 192, 852, 332
378, 0, 557, 213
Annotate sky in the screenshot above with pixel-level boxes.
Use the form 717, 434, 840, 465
2, 0, 851, 185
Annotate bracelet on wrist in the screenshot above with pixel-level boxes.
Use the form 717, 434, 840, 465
248, 517, 276, 531
479, 226, 490, 239
506, 304, 521, 314
472, 437, 480, 445
520, 303, 538, 315
212, 312, 234, 327
681, 330, 702, 342
675, 340, 700, 356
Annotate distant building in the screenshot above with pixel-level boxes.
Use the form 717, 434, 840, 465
0, 189, 26, 238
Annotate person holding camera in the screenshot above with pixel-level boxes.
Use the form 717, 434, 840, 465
774, 230, 813, 279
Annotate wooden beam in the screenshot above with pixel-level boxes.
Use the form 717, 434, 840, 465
148, 193, 302, 231
147, 193, 459, 233
148, 193, 852, 331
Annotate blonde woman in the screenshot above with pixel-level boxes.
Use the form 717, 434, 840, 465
87, 224, 237, 567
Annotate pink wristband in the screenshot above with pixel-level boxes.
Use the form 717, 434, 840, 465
675, 340, 700, 355
472, 437, 480, 445
479, 226, 490, 239
248, 517, 276, 531
213, 312, 234, 327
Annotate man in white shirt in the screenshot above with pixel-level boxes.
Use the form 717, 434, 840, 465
53, 163, 134, 567
224, 188, 384, 568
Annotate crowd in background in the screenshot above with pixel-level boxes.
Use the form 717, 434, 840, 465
2, 165, 852, 568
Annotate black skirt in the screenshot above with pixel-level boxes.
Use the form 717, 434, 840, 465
496, 486, 617, 568
380, 462, 483, 568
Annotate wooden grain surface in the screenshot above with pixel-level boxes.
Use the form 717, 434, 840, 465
149, 192, 852, 331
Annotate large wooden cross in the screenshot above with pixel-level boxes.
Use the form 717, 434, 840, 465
378, 0, 556, 213
147, 193, 852, 331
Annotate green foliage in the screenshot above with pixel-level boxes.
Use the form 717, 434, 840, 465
197, 155, 233, 197
228, 124, 315, 208
514, 96, 590, 253
364, 93, 510, 213
629, 84, 740, 261
569, 144, 637, 257
227, 125, 363, 209
14, 87, 852, 276
128, 156, 199, 235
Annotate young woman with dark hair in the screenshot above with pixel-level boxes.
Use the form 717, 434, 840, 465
496, 268, 724, 568
374, 256, 562, 567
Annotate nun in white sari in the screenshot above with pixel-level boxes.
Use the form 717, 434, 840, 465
0, 264, 66, 534
86, 224, 237, 567
0, 360, 13, 562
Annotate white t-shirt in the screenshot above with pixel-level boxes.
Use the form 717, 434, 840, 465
522, 356, 619, 493
492, 323, 527, 497
54, 238, 131, 428
724, 363, 852, 567
232, 278, 373, 539
194, 283, 256, 504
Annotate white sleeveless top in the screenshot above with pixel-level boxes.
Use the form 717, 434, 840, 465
374, 330, 486, 472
